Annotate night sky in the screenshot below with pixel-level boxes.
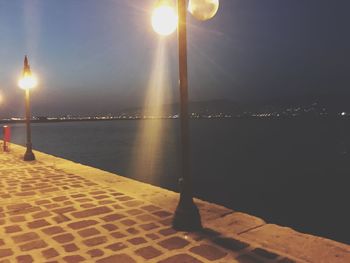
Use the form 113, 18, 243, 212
0, 0, 349, 117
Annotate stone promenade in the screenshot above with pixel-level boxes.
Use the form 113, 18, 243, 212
0, 143, 349, 263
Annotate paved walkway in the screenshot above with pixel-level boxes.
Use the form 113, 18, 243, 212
0, 143, 349, 263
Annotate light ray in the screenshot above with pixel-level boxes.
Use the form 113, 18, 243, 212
130, 39, 174, 184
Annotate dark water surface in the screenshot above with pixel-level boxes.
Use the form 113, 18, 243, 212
5, 119, 350, 244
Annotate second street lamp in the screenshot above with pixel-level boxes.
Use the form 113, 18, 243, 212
151, 0, 219, 231
18, 55, 38, 161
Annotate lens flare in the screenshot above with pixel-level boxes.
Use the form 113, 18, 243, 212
18, 74, 38, 90
188, 0, 219, 21
152, 5, 178, 36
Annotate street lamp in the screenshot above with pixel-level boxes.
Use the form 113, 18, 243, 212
151, 0, 219, 231
188, 0, 219, 21
18, 55, 37, 161
151, 0, 178, 36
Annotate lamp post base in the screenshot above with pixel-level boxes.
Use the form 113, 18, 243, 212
172, 199, 202, 231
24, 145, 35, 161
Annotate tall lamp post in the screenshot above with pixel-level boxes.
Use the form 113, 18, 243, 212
18, 56, 38, 161
151, 0, 219, 231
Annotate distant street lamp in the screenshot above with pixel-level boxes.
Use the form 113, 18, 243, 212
151, 0, 219, 231
18, 56, 38, 161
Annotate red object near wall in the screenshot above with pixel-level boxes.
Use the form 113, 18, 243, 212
3, 125, 10, 152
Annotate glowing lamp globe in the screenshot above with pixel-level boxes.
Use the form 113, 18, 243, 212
188, 0, 219, 21
152, 2, 178, 36
18, 74, 38, 90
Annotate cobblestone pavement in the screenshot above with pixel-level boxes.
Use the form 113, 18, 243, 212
0, 151, 333, 262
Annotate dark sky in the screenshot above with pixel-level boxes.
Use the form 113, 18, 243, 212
0, 0, 349, 117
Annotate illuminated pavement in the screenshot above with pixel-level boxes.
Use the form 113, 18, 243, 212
0, 143, 349, 263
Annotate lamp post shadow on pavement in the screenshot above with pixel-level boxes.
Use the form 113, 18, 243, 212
151, 0, 219, 231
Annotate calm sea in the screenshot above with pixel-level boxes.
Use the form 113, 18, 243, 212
4, 119, 350, 244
